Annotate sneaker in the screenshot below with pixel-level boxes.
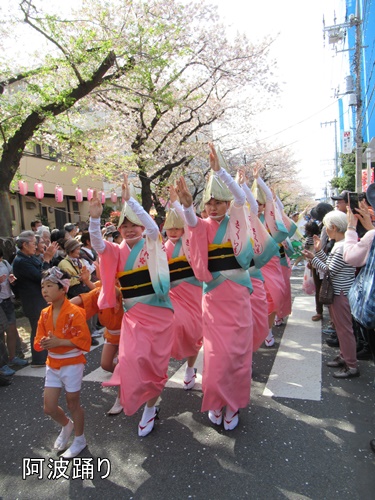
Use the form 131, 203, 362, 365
0, 373, 11, 386
91, 329, 103, 338
326, 355, 345, 368
326, 337, 339, 348
322, 327, 336, 335
107, 398, 123, 416
333, 366, 360, 379
138, 407, 160, 437
183, 368, 197, 391
9, 356, 29, 367
91, 338, 99, 346
61, 435, 87, 459
223, 409, 239, 431
264, 335, 275, 347
208, 409, 223, 426
0, 365, 16, 376
54, 419, 74, 451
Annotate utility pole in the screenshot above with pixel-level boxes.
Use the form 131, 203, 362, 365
353, 3, 363, 193
323, 5, 364, 193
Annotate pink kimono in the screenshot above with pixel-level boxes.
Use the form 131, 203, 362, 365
187, 204, 254, 413
97, 238, 174, 416
165, 239, 203, 360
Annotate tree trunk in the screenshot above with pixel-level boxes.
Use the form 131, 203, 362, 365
0, 187, 13, 237
140, 173, 153, 214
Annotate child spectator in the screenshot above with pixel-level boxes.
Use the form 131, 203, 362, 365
34, 267, 91, 458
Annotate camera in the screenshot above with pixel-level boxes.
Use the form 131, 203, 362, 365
348, 192, 366, 212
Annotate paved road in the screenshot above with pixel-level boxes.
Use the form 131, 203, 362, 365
1, 269, 374, 499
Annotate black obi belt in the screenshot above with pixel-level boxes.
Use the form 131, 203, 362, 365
117, 266, 154, 299
279, 245, 285, 258
168, 256, 195, 283
208, 243, 243, 273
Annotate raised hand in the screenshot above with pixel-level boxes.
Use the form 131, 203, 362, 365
169, 185, 179, 204
176, 177, 193, 208
121, 173, 131, 202
355, 200, 373, 231
346, 200, 358, 229
208, 142, 220, 172
237, 169, 247, 185
43, 241, 59, 262
252, 161, 262, 179
89, 189, 104, 218
313, 234, 321, 252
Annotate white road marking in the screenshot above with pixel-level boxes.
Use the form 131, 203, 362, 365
263, 295, 322, 401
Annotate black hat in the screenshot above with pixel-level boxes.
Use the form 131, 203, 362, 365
64, 223, 78, 232
310, 203, 334, 221
331, 190, 349, 202
366, 183, 375, 211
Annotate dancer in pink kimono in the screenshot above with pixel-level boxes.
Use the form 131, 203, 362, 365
252, 167, 290, 347
237, 169, 280, 351
88, 175, 173, 437
177, 143, 254, 431
164, 186, 203, 390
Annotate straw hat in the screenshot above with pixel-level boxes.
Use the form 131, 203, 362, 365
163, 208, 185, 230
117, 183, 143, 227
251, 179, 267, 205
202, 149, 233, 204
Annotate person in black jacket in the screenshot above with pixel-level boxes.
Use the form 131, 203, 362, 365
12, 231, 58, 367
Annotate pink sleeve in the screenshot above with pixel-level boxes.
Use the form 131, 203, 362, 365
97, 241, 121, 309
343, 229, 375, 267
186, 218, 213, 283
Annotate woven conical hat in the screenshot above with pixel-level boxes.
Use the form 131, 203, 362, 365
117, 184, 143, 227
202, 149, 233, 204
251, 179, 267, 205
163, 208, 185, 230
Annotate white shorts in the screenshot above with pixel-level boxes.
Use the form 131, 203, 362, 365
45, 364, 85, 393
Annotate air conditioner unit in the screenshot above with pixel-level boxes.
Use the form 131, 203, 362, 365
25, 201, 36, 210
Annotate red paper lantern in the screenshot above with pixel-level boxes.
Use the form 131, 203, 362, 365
99, 191, 106, 204
110, 191, 118, 203
34, 182, 44, 200
55, 185, 63, 203
75, 187, 83, 202
18, 180, 28, 196
87, 188, 94, 201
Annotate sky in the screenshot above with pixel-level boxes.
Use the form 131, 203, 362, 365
1, 0, 343, 199
210, 0, 343, 198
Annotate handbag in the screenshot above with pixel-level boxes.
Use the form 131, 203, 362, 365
348, 236, 375, 329
319, 269, 334, 305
